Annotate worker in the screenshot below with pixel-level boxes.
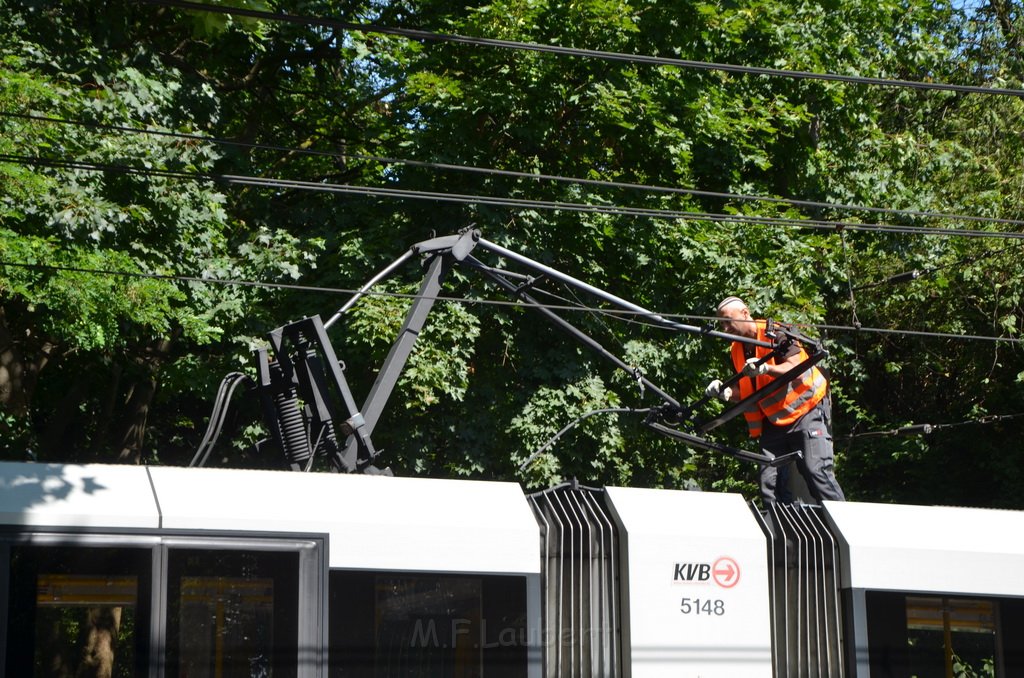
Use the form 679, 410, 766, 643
705, 296, 845, 505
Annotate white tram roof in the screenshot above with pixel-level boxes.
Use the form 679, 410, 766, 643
823, 499, 1024, 597
0, 461, 540, 575
6, 461, 1024, 591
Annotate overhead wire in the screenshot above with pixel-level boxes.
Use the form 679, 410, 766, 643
840, 412, 1024, 440
518, 407, 650, 472
139, 0, 1024, 98
6, 111, 1024, 230
4, 256, 1019, 445
852, 242, 1023, 291
4, 6, 1023, 344
1, 258, 1021, 345
5, 152, 1024, 242
7, 3, 1024, 465
5, 132, 1022, 343
838, 229, 863, 330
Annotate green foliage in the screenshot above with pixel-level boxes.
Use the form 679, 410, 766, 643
347, 286, 481, 408
0, 0, 320, 462
0, 231, 184, 349
511, 373, 625, 488
1, 0, 1023, 508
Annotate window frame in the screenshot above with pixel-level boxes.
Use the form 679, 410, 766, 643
0, 529, 326, 678
864, 589, 1009, 678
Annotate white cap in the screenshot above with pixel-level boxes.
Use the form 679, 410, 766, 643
716, 296, 745, 313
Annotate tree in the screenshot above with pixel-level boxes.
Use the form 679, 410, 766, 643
2, 0, 1023, 508
1, 0, 317, 463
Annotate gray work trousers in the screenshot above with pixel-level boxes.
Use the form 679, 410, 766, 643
758, 397, 845, 505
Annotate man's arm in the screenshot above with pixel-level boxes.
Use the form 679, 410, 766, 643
764, 349, 804, 378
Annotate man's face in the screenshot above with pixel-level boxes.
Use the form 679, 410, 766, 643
717, 303, 755, 338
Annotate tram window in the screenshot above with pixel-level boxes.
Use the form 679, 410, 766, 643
328, 571, 528, 678
4, 545, 151, 678
906, 596, 996, 678
165, 549, 300, 678
865, 591, 1003, 678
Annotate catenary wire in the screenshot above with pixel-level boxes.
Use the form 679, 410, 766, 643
4, 152, 1024, 241
1, 259, 1021, 345
518, 407, 649, 471
852, 242, 1023, 291
7, 111, 1024, 230
840, 412, 1024, 440
6, 121, 1022, 332
10, 9, 1024, 458
139, 0, 1024, 98
839, 229, 863, 329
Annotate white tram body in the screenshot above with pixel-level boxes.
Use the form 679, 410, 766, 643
2, 460, 1023, 677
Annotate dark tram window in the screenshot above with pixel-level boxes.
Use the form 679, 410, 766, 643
865, 591, 1024, 678
328, 571, 528, 678
906, 596, 996, 677
165, 549, 300, 678
4, 545, 151, 678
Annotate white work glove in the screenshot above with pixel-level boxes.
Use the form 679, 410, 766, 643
742, 357, 770, 377
705, 379, 733, 402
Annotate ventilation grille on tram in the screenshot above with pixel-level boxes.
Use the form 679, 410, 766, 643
753, 503, 846, 678
527, 483, 622, 678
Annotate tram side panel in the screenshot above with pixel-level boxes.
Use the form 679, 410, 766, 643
148, 465, 545, 678
8, 462, 1024, 678
823, 500, 1024, 678
604, 486, 773, 678
0, 462, 544, 678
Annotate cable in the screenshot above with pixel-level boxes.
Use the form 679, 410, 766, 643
843, 322, 1010, 344
190, 371, 253, 467
0, 259, 343, 295
139, 0, 1024, 98
2, 258, 1022, 345
8, 111, 1024, 230
518, 407, 648, 472
5, 152, 1024, 241
839, 229, 863, 329
8, 151, 1021, 343
852, 242, 1023, 291
840, 412, 1024, 440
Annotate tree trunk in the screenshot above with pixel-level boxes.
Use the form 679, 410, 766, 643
115, 376, 157, 464
91, 364, 124, 457
75, 606, 122, 678
0, 305, 57, 417
37, 378, 90, 461
114, 335, 176, 464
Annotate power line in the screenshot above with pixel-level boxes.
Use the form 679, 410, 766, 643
672, 310, 1024, 345
139, 0, 1024, 99
519, 407, 647, 472
8, 110, 1024, 230
2, 258, 1022, 345
841, 412, 1024, 440
803, 322, 1020, 344
839, 229, 863, 329
5, 152, 1024, 241
851, 243, 1022, 291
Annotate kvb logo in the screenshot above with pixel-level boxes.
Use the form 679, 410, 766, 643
672, 557, 741, 588
712, 556, 740, 588
672, 562, 711, 582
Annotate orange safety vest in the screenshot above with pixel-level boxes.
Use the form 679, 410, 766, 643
730, 319, 828, 438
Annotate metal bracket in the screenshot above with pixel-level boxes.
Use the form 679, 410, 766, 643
644, 420, 802, 467
260, 315, 387, 473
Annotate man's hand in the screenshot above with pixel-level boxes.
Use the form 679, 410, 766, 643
705, 379, 733, 402
742, 357, 770, 377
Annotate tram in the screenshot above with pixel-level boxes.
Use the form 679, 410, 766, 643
2, 460, 1024, 677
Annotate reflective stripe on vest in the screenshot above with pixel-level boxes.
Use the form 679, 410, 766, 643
730, 320, 827, 438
